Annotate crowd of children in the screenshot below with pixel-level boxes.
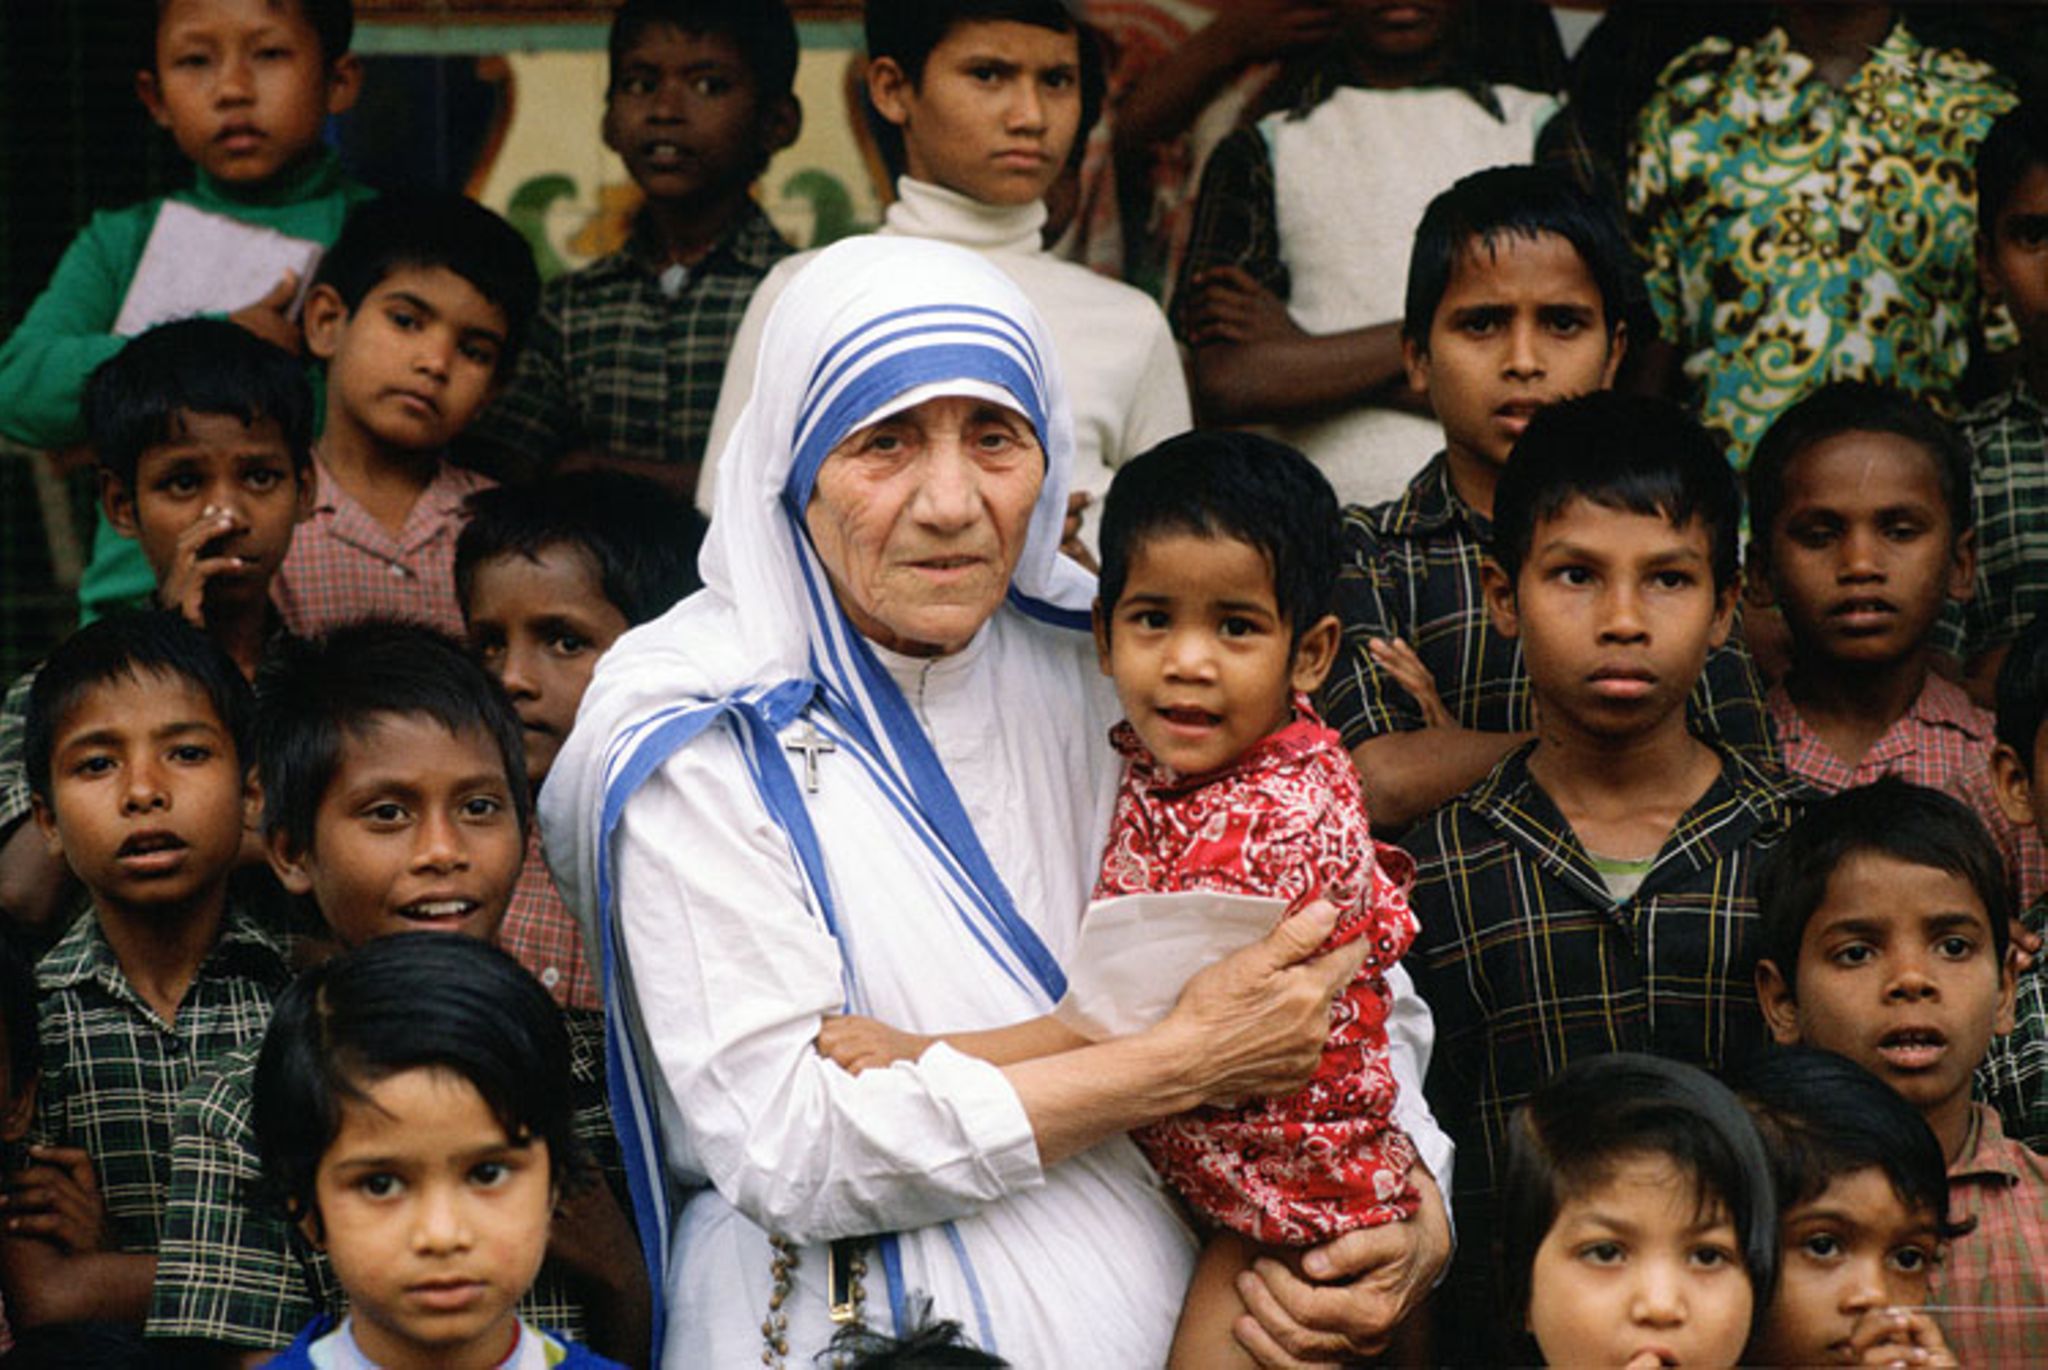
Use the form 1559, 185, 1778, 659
0, 0, 2045, 1365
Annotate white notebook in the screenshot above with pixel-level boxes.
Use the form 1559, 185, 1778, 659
112, 201, 324, 337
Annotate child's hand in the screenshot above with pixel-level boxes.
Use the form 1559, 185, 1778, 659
817, 1015, 933, 1075
1185, 267, 1304, 348
1368, 638, 1455, 730
1, 1145, 110, 1254
1845, 1307, 1957, 1366
228, 271, 304, 356
1211, 0, 1340, 63
156, 503, 251, 627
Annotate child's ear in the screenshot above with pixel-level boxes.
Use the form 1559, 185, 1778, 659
1947, 526, 1978, 604
30, 794, 65, 864
1708, 579, 1738, 651
266, 826, 315, 897
761, 93, 803, 157
1289, 614, 1342, 695
323, 54, 364, 118
1091, 598, 1113, 677
295, 1203, 327, 1252
865, 56, 915, 130
100, 468, 141, 538
1599, 316, 1629, 388
1400, 333, 1431, 399
134, 68, 172, 131
1743, 538, 1775, 609
1991, 741, 2038, 831
1480, 558, 1519, 639
1997, 941, 2019, 1038
1979, 232, 2002, 303
301, 284, 350, 361
241, 769, 264, 839
292, 464, 317, 526
1755, 958, 1803, 1046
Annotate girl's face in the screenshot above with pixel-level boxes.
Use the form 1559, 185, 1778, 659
304, 1067, 554, 1370
1527, 1152, 1754, 1368
1752, 1166, 1942, 1366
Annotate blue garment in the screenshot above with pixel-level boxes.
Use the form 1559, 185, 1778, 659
263, 1314, 623, 1369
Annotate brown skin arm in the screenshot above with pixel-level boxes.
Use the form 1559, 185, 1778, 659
0, 820, 72, 939
546, 1171, 654, 1369
0, 1237, 154, 1327
1188, 309, 1417, 427
1350, 727, 1529, 832
819, 1013, 1091, 1074
1960, 642, 2008, 712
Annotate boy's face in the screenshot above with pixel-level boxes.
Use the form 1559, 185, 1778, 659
867, 20, 1081, 207
103, 409, 313, 614
1484, 499, 1734, 743
1752, 1166, 1941, 1368
33, 671, 255, 920
269, 714, 523, 948
603, 24, 793, 209
1979, 161, 2048, 372
1338, 0, 1458, 61
303, 267, 511, 458
307, 1067, 551, 1370
1404, 231, 1623, 479
1758, 852, 2015, 1136
137, 0, 360, 187
465, 546, 631, 789
1753, 431, 1973, 672
1092, 532, 1339, 779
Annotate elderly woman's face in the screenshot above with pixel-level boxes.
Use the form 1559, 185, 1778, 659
806, 393, 1044, 657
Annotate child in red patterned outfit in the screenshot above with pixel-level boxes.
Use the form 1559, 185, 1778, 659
819, 430, 1420, 1368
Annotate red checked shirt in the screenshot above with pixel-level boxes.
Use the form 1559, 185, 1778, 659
1766, 674, 2046, 908
272, 457, 490, 639
502, 824, 599, 1012
1932, 1104, 2048, 1364
1096, 697, 1419, 1244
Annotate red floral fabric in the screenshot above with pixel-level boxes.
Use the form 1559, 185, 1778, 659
1096, 696, 1420, 1244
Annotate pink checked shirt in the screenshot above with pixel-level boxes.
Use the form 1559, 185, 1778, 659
1930, 1104, 2048, 1363
502, 824, 599, 1012
1767, 675, 2046, 907
1097, 697, 1419, 1244
272, 457, 491, 639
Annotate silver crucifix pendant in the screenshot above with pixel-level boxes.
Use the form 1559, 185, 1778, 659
785, 720, 836, 794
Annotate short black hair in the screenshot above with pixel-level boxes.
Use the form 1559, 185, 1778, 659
85, 318, 315, 492
1403, 164, 1636, 345
863, 0, 1107, 183
1490, 391, 1740, 592
608, 0, 799, 101
251, 933, 583, 1232
1746, 382, 1972, 547
1097, 430, 1338, 642
1995, 610, 2048, 770
310, 192, 541, 370
455, 471, 706, 629
1756, 778, 2011, 995
1978, 101, 2048, 238
0, 938, 40, 1104
1498, 1052, 1778, 1363
152, 0, 354, 69
255, 620, 530, 856
1742, 1047, 1966, 1242
25, 611, 255, 806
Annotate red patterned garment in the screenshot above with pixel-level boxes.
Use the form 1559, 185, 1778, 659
1096, 695, 1420, 1244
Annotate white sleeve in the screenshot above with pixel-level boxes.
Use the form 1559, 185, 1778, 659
1384, 961, 1454, 1196
612, 733, 1045, 1245
1114, 306, 1192, 466
694, 263, 789, 518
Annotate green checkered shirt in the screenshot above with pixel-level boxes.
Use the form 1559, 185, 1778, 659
1941, 380, 2048, 660
145, 1005, 619, 1352
0, 667, 37, 841
1980, 894, 2048, 1152
31, 905, 290, 1253
468, 205, 791, 474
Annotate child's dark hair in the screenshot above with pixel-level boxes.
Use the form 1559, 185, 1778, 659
1995, 610, 2048, 768
0, 937, 40, 1104
1756, 777, 2011, 994
821, 1295, 1008, 1367
25, 611, 255, 805
251, 933, 583, 1231
1978, 102, 2048, 238
1403, 164, 1636, 345
455, 470, 707, 629
310, 192, 541, 369
85, 318, 315, 492
1490, 391, 1740, 593
254, 619, 530, 855
609, 0, 800, 102
863, 0, 1107, 182
151, 0, 354, 69
1746, 382, 1972, 547
1742, 1047, 1969, 1242
1097, 430, 1338, 643
1498, 1053, 1778, 1362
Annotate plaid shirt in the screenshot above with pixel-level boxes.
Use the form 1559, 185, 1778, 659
1323, 454, 1776, 764
1768, 675, 2046, 908
468, 205, 789, 478
31, 905, 289, 1253
1943, 380, 2048, 661
1932, 1104, 2048, 1363
146, 1007, 617, 1351
271, 457, 490, 639
1981, 894, 2048, 1153
0, 667, 36, 839
502, 824, 598, 1012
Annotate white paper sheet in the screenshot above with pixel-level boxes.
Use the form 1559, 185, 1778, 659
112, 202, 324, 337
1053, 891, 1286, 1040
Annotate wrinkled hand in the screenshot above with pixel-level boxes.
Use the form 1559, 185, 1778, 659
1847, 1306, 1957, 1366
1235, 1162, 1449, 1365
1212, 0, 1340, 62
817, 1014, 934, 1076
1061, 491, 1098, 573
228, 271, 303, 355
2, 1146, 111, 1255
1368, 637, 1454, 730
156, 504, 251, 627
1185, 266, 1304, 348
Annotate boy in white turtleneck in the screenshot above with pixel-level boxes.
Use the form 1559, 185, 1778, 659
699, 0, 1190, 564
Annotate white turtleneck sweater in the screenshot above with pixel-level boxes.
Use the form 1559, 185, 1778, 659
699, 179, 1191, 548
